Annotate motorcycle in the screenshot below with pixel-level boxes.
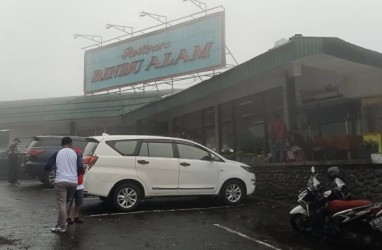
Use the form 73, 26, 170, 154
290, 166, 382, 247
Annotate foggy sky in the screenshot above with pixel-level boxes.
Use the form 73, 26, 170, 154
0, 0, 381, 102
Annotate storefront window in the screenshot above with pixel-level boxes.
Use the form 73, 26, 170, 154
184, 111, 203, 131
234, 94, 266, 154
219, 102, 234, 153
321, 121, 348, 136
220, 122, 234, 153
203, 108, 214, 127
172, 107, 216, 148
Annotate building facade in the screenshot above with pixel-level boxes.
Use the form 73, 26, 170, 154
1, 36, 382, 160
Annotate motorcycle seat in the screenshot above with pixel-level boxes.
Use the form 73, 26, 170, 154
327, 200, 373, 214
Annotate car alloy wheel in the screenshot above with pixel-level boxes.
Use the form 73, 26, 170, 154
226, 183, 242, 202
48, 169, 56, 185
117, 187, 137, 208
113, 183, 141, 212
221, 180, 244, 205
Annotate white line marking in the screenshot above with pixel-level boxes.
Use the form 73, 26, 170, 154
86, 204, 244, 218
213, 224, 282, 250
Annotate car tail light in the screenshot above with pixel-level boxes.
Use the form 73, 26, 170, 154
83, 155, 98, 170
26, 149, 45, 157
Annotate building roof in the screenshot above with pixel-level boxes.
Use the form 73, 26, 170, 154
125, 36, 382, 121
0, 90, 173, 126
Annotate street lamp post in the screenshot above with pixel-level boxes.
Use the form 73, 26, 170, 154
140, 11, 168, 27
73, 34, 103, 47
106, 24, 134, 36
182, 0, 207, 14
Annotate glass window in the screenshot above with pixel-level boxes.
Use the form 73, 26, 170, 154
184, 111, 203, 131
220, 122, 234, 153
219, 102, 233, 123
147, 142, 174, 158
177, 143, 210, 161
106, 140, 137, 156
205, 127, 217, 151
173, 116, 183, 133
265, 87, 283, 118
29, 138, 61, 147
204, 108, 215, 127
139, 142, 149, 157
321, 121, 348, 136
83, 142, 99, 156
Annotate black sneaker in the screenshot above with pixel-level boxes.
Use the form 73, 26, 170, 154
66, 218, 74, 225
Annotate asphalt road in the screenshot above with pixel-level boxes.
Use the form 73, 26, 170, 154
0, 180, 369, 250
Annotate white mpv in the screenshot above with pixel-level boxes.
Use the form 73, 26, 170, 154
83, 135, 256, 212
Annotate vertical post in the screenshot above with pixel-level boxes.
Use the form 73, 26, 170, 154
70, 121, 76, 136
171, 78, 174, 94
214, 105, 220, 153
168, 116, 173, 136
284, 76, 298, 130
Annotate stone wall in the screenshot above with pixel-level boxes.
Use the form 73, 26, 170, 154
251, 164, 382, 202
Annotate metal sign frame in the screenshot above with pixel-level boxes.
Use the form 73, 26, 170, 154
84, 10, 226, 95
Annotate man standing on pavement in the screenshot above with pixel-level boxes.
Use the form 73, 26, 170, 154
45, 136, 84, 233
8, 138, 21, 185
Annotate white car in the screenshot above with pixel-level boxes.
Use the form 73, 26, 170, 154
83, 134, 256, 212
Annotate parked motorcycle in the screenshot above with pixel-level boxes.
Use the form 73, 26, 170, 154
290, 166, 382, 247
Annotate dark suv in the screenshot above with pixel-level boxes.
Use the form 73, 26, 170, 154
24, 136, 87, 187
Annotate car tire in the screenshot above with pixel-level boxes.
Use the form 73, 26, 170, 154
112, 183, 141, 212
220, 180, 245, 205
41, 169, 56, 188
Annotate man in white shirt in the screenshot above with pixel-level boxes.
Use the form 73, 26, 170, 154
45, 137, 84, 233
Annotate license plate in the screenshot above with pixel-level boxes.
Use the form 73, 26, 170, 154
370, 217, 382, 229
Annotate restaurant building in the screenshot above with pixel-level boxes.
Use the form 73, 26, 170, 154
1, 36, 382, 160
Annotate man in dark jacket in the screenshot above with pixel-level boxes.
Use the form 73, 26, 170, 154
45, 137, 84, 233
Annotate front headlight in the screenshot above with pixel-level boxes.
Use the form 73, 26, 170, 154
240, 165, 254, 173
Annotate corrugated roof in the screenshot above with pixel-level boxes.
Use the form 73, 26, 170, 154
0, 91, 171, 125
125, 36, 382, 121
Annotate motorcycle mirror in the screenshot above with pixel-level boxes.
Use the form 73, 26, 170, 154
311, 166, 315, 174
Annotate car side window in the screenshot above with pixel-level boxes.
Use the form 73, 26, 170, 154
106, 140, 137, 156
177, 143, 210, 161
139, 142, 174, 158
139, 142, 149, 157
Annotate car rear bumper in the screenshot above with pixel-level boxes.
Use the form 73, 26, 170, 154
24, 163, 45, 177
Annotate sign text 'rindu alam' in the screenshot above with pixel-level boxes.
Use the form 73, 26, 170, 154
84, 12, 226, 94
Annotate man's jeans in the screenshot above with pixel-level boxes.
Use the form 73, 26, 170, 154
54, 182, 77, 228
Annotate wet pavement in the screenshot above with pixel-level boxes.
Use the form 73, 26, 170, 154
0, 180, 371, 250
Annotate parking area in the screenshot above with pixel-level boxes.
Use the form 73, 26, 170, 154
0, 180, 353, 250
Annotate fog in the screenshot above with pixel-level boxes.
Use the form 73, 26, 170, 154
0, 0, 381, 102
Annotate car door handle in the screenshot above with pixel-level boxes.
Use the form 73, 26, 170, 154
137, 160, 149, 165
180, 162, 190, 167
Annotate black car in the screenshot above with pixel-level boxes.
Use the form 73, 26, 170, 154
24, 136, 87, 187
0, 148, 9, 179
